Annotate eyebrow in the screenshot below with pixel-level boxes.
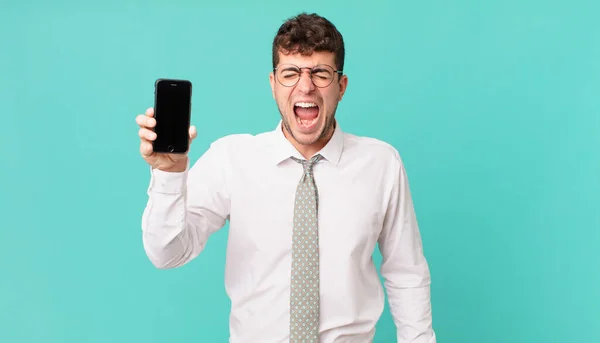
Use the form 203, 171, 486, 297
280, 66, 300, 72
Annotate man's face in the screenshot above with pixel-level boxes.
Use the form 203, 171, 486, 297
269, 51, 348, 150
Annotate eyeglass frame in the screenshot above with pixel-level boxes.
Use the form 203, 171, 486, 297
272, 63, 344, 88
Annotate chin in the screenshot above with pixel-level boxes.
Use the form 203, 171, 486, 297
282, 114, 323, 145
294, 118, 334, 147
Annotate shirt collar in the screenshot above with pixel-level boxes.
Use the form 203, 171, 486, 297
268, 119, 344, 166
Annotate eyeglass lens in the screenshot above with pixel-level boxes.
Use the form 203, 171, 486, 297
276, 64, 336, 87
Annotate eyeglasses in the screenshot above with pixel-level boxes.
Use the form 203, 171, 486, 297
273, 64, 343, 88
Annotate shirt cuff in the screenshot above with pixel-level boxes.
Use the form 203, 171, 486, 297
147, 165, 188, 194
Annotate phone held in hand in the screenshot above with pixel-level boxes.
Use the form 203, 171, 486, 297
153, 78, 192, 154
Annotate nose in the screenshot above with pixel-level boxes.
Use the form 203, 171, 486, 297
296, 70, 316, 93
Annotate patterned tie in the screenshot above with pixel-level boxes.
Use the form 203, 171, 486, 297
289, 154, 323, 342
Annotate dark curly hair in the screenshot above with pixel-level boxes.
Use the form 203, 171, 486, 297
272, 13, 345, 72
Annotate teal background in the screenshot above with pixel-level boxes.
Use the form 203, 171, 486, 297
1, 0, 599, 342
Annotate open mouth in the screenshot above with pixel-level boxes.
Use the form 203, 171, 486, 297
294, 101, 319, 129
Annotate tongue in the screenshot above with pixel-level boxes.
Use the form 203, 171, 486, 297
295, 106, 319, 120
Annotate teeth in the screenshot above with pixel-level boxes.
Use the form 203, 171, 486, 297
295, 102, 317, 108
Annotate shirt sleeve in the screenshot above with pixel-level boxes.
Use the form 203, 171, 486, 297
378, 155, 436, 343
141, 138, 231, 269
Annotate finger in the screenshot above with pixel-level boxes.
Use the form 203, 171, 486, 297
189, 125, 197, 140
138, 128, 157, 141
136, 114, 156, 128
145, 117, 155, 128
145, 107, 154, 117
135, 114, 146, 127
140, 141, 153, 157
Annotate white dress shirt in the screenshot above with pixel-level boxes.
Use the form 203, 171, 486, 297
141, 121, 436, 343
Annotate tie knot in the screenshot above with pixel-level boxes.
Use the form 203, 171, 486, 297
292, 154, 322, 173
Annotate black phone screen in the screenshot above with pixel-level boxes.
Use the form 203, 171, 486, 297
153, 79, 192, 154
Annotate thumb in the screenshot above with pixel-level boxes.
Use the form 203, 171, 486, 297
189, 125, 197, 141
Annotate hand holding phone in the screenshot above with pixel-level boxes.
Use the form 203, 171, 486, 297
136, 78, 196, 172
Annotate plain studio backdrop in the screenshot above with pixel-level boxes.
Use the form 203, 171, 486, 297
1, 1, 598, 342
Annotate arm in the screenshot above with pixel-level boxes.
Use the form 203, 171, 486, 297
378, 156, 436, 343
141, 138, 231, 269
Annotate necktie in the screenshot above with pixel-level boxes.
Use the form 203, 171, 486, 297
290, 154, 323, 342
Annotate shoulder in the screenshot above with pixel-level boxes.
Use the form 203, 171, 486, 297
207, 129, 270, 148
339, 131, 411, 191
340, 131, 413, 200
342, 131, 403, 165
209, 133, 256, 150
203, 129, 277, 159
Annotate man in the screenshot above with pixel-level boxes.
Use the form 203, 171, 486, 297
136, 12, 436, 343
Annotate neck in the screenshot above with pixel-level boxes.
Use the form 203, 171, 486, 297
294, 142, 325, 160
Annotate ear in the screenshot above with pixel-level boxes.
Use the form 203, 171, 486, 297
338, 74, 348, 101
269, 72, 276, 99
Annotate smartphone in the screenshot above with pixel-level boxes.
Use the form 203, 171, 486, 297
152, 78, 192, 153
